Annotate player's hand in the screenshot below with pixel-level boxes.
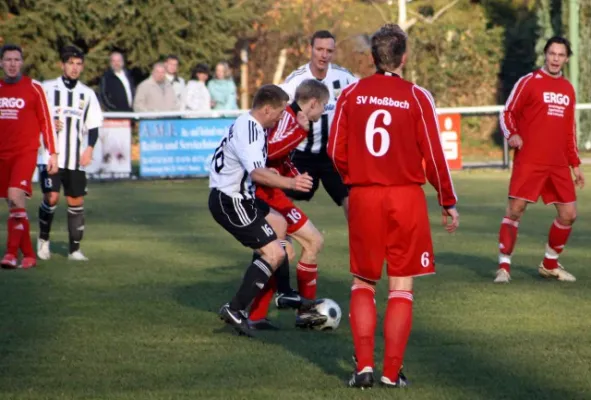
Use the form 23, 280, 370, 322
80, 147, 94, 167
573, 166, 585, 189
508, 134, 523, 150
441, 206, 460, 233
291, 173, 313, 192
296, 111, 310, 131
47, 154, 58, 174
54, 119, 64, 132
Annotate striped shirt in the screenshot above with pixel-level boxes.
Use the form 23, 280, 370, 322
208, 112, 268, 199
281, 63, 357, 154
38, 77, 103, 170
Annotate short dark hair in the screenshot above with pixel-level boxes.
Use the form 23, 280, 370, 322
191, 63, 210, 77
544, 36, 573, 57
311, 30, 336, 47
252, 85, 289, 109
1, 44, 23, 59
371, 24, 407, 70
295, 79, 330, 103
60, 45, 84, 63
166, 54, 180, 62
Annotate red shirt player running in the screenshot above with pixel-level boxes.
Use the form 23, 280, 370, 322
328, 24, 459, 389
0, 44, 57, 269
249, 79, 329, 330
495, 36, 585, 284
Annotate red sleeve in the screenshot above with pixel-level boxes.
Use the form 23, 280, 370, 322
328, 86, 352, 182
267, 112, 308, 160
500, 73, 533, 139
568, 97, 581, 167
412, 86, 457, 208
32, 81, 56, 154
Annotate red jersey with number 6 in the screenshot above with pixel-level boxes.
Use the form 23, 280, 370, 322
328, 72, 457, 208
500, 69, 579, 167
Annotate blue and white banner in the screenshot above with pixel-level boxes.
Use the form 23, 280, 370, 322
139, 118, 233, 178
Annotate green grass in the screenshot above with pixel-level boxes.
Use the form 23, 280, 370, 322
1, 168, 591, 399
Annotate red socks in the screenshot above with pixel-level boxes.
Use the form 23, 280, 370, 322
383, 290, 413, 381
248, 276, 277, 322
543, 219, 572, 270
6, 208, 28, 257
498, 216, 519, 271
350, 284, 376, 371
296, 262, 318, 300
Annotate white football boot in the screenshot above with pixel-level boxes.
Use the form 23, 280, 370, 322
68, 250, 89, 261
493, 268, 511, 284
538, 262, 576, 282
37, 238, 51, 260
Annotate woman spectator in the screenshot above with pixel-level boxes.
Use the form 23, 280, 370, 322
182, 63, 212, 111
207, 61, 238, 110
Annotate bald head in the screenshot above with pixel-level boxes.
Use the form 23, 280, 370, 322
110, 52, 124, 72
152, 62, 166, 83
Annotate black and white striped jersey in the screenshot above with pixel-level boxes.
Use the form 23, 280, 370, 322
37, 77, 103, 170
208, 112, 267, 199
281, 63, 358, 154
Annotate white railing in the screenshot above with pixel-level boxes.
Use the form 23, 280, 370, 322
103, 103, 591, 119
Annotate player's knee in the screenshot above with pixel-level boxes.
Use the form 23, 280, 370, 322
66, 196, 84, 207
506, 202, 526, 220
45, 192, 59, 206
261, 241, 286, 269
558, 209, 577, 225
7, 189, 25, 209
307, 231, 324, 256
282, 240, 296, 262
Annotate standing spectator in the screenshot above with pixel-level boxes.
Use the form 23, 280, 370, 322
208, 61, 238, 110
164, 55, 185, 108
99, 51, 135, 112
0, 44, 58, 269
133, 63, 178, 112
182, 63, 211, 111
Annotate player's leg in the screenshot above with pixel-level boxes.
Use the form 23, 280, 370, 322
64, 170, 88, 260
2, 153, 37, 269
495, 164, 543, 283
208, 189, 285, 336
290, 219, 324, 300
538, 167, 577, 281
37, 166, 61, 260
347, 186, 385, 389
381, 185, 432, 388
319, 156, 349, 220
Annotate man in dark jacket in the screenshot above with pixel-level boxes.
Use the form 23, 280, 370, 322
99, 51, 135, 111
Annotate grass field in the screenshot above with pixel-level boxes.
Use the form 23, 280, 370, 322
1, 168, 591, 400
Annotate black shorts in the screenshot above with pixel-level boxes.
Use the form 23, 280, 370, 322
283, 151, 349, 206
209, 189, 277, 249
38, 166, 87, 198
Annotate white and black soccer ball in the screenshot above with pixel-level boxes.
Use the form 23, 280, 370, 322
313, 298, 342, 330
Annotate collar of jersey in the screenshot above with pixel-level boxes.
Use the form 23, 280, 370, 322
376, 69, 401, 78
289, 101, 302, 114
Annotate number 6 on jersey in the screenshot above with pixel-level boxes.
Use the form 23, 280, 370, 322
365, 109, 392, 157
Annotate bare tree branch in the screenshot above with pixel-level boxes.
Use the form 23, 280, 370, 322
407, 0, 460, 24
369, 0, 390, 23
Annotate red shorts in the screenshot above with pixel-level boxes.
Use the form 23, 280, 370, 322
509, 163, 576, 205
255, 186, 309, 234
348, 185, 435, 281
0, 152, 37, 199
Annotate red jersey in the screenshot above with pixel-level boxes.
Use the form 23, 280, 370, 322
328, 72, 457, 208
0, 76, 56, 158
501, 69, 580, 167
266, 102, 308, 177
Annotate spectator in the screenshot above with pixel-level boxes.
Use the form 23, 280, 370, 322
99, 51, 135, 112
207, 61, 238, 110
182, 63, 211, 111
133, 62, 178, 112
165, 55, 185, 108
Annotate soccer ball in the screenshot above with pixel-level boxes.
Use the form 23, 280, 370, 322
313, 298, 342, 330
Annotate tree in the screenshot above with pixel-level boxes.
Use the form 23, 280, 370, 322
0, 0, 267, 87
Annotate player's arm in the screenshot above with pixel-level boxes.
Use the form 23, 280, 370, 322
81, 92, 104, 166
327, 87, 350, 181
267, 112, 309, 160
567, 97, 584, 188
32, 81, 58, 173
413, 86, 457, 209
237, 132, 312, 192
501, 74, 532, 149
